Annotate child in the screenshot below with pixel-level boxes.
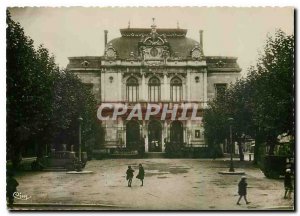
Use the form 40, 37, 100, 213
284, 169, 293, 199
136, 164, 145, 186
126, 166, 134, 187
237, 176, 250, 205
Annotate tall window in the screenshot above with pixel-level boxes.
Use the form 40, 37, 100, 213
170, 77, 182, 102
215, 83, 227, 98
126, 77, 139, 102
148, 77, 161, 102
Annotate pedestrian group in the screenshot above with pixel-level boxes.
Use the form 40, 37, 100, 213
236, 168, 294, 206
126, 164, 144, 187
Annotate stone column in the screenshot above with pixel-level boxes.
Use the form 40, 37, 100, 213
183, 81, 187, 101
186, 71, 191, 101
186, 120, 192, 146
144, 121, 149, 152
199, 70, 204, 102
141, 73, 146, 101
101, 70, 105, 101
162, 121, 168, 152
117, 71, 122, 101
203, 70, 207, 107
162, 73, 168, 101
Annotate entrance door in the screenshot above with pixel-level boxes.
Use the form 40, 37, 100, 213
170, 121, 183, 151
148, 120, 162, 152
126, 120, 140, 150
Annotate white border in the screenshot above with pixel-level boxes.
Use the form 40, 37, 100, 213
0, 1, 298, 216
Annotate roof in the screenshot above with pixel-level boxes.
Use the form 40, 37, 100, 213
67, 56, 101, 69
108, 36, 199, 60
205, 56, 242, 72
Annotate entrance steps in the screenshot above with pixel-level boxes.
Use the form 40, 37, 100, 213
144, 152, 166, 158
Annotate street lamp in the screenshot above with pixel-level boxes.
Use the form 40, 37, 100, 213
78, 116, 83, 162
228, 117, 234, 172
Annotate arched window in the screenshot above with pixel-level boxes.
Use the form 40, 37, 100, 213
170, 77, 182, 102
148, 77, 161, 102
126, 77, 139, 102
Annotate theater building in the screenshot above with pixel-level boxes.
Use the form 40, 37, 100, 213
66, 19, 241, 154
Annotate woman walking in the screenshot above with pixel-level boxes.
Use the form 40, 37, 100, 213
237, 176, 250, 205
136, 164, 145, 186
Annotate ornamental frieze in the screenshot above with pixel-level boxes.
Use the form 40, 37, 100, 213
121, 33, 186, 38
122, 72, 142, 79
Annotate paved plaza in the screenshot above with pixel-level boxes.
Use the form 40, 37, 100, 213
11, 159, 294, 210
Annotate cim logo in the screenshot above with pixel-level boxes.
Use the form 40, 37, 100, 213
13, 192, 31, 200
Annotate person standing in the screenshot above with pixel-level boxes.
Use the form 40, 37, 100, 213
136, 164, 145, 186
284, 169, 293, 199
126, 166, 134, 187
6, 170, 19, 207
236, 176, 250, 205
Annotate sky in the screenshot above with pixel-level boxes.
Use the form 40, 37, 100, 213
8, 7, 294, 76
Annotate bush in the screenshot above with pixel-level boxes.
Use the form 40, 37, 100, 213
262, 155, 287, 179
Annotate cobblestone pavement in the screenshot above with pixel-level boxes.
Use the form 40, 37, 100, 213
11, 159, 294, 210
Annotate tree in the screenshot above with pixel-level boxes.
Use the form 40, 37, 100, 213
7, 11, 101, 167
49, 71, 99, 153
7, 11, 58, 166
203, 29, 294, 161
251, 30, 294, 155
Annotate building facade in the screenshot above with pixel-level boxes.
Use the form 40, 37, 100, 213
67, 20, 241, 154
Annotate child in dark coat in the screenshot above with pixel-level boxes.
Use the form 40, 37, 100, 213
126, 166, 134, 187
237, 176, 250, 205
136, 164, 145, 186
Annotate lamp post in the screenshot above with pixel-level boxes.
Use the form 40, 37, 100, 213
78, 116, 83, 162
228, 117, 234, 172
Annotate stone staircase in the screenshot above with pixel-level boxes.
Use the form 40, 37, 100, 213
144, 152, 166, 158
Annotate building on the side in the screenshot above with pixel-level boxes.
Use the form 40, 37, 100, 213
66, 19, 241, 155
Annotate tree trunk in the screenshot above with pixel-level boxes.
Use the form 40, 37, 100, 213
267, 136, 277, 155
237, 140, 244, 161
253, 133, 263, 165
11, 146, 22, 170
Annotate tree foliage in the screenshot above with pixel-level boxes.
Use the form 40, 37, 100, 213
203, 29, 294, 159
7, 11, 100, 167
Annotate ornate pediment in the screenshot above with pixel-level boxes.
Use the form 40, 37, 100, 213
191, 43, 204, 60
104, 43, 117, 60
138, 18, 170, 64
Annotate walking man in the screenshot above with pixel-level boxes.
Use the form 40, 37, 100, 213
237, 176, 250, 205
284, 169, 293, 199
126, 166, 134, 187
136, 164, 145, 186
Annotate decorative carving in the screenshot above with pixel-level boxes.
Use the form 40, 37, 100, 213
144, 60, 164, 66
166, 72, 186, 79
191, 43, 204, 60
150, 47, 159, 57
81, 60, 89, 67
122, 32, 186, 37
215, 60, 225, 68
105, 43, 117, 60
137, 18, 171, 62
144, 72, 164, 79
122, 71, 142, 79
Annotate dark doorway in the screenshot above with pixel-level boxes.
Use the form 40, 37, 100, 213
126, 120, 140, 150
170, 121, 184, 151
148, 120, 162, 152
